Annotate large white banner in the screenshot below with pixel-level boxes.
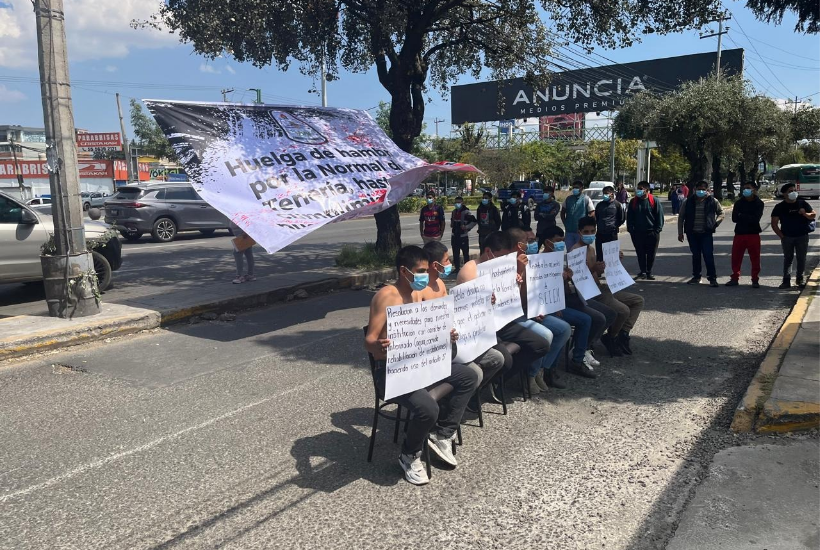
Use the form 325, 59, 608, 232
384, 295, 454, 401
476, 252, 524, 330
602, 240, 635, 293
526, 251, 566, 317
567, 247, 601, 300
450, 275, 497, 363
144, 100, 479, 253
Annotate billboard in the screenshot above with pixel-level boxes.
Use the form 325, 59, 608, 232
76, 132, 122, 153
0, 159, 113, 179
451, 49, 744, 124
539, 113, 585, 139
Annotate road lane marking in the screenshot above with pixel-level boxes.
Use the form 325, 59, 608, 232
0, 370, 337, 503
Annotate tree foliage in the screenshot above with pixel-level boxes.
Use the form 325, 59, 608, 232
129, 99, 177, 161
746, 0, 819, 33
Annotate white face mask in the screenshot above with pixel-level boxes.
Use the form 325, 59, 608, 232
787, 191, 799, 201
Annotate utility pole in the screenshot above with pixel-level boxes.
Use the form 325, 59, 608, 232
320, 57, 328, 107
221, 88, 235, 102
248, 88, 262, 104
115, 92, 133, 182
785, 96, 801, 114
608, 113, 616, 183
700, 15, 730, 80
9, 137, 26, 199
433, 118, 445, 138
34, 0, 99, 317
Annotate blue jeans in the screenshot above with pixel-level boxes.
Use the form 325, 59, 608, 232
560, 307, 592, 363
521, 315, 572, 376
686, 232, 716, 279
564, 232, 581, 251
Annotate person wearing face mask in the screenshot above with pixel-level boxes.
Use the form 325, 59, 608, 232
727, 182, 765, 288
535, 186, 561, 251
421, 241, 507, 411
677, 181, 724, 287
594, 185, 626, 262
419, 191, 446, 244
450, 196, 477, 272
574, 216, 644, 358
501, 190, 530, 231
364, 245, 480, 485
476, 192, 502, 251
772, 183, 816, 289
627, 181, 665, 280
561, 180, 595, 250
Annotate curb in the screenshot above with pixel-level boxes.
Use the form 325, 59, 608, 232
0, 267, 397, 364
730, 263, 820, 433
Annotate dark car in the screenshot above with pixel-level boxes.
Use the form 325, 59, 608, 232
104, 183, 230, 243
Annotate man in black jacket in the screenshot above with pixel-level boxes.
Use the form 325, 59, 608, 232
450, 196, 477, 271
626, 181, 664, 280
727, 182, 765, 288
476, 191, 502, 251
501, 190, 530, 230
677, 180, 724, 287
594, 185, 625, 262
772, 183, 816, 289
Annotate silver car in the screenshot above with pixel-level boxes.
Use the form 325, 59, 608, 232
104, 182, 230, 243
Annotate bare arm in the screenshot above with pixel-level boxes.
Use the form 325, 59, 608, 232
455, 260, 477, 284
364, 287, 399, 359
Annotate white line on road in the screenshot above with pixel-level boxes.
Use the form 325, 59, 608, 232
0, 370, 337, 504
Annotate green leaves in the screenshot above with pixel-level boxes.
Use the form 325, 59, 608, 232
129, 99, 177, 161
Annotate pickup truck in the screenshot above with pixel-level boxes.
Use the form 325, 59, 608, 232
497, 181, 544, 204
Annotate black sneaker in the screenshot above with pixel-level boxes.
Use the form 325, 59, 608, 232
645, 273, 656, 281
751, 280, 760, 289
636, 272, 647, 280
617, 331, 633, 355
725, 279, 739, 287
708, 278, 719, 287
779, 280, 791, 289
545, 368, 567, 389
601, 333, 623, 357
687, 276, 702, 285
796, 277, 806, 288
569, 360, 598, 379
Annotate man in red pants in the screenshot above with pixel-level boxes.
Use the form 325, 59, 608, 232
727, 182, 764, 288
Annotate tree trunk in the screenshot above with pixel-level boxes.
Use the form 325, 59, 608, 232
711, 153, 723, 201
726, 169, 736, 200
683, 147, 711, 188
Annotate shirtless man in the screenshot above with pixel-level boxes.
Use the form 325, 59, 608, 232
365, 245, 479, 486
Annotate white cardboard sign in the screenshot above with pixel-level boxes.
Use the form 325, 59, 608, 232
384, 295, 454, 401
526, 251, 566, 317
450, 275, 497, 363
567, 246, 601, 300
476, 252, 524, 330
602, 240, 635, 293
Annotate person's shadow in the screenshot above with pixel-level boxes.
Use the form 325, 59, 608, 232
290, 407, 401, 493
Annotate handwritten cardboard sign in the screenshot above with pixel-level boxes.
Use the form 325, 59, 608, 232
526, 251, 566, 317
450, 275, 497, 363
384, 295, 454, 401
602, 240, 635, 293
567, 246, 601, 300
476, 252, 524, 330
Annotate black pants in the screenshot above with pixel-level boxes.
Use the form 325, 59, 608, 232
595, 231, 619, 261
451, 235, 470, 270
630, 231, 660, 274
496, 321, 551, 381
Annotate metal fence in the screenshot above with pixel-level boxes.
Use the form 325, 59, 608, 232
484, 125, 613, 149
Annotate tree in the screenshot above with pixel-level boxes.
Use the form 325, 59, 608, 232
733, 95, 791, 187
650, 147, 689, 185
746, 0, 819, 33
129, 99, 177, 161
145, 0, 722, 252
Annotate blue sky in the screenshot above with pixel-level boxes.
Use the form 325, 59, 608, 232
0, 0, 818, 138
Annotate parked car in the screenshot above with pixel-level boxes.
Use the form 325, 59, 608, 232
0, 191, 122, 290
583, 188, 604, 210
104, 182, 230, 243
80, 191, 108, 211
498, 181, 544, 204
26, 197, 52, 206
588, 180, 613, 190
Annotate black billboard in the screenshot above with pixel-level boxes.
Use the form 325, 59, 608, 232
450, 49, 744, 124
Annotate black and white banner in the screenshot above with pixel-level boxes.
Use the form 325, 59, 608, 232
144, 100, 479, 253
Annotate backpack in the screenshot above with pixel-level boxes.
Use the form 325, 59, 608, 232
629, 194, 655, 209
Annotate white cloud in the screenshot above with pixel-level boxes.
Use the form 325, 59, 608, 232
0, 84, 25, 102
105, 65, 118, 72
225, 65, 236, 75
200, 63, 220, 74
0, 0, 179, 69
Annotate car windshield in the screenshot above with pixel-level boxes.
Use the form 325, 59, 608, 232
584, 190, 603, 199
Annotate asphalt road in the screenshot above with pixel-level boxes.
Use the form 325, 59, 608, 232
0, 201, 818, 549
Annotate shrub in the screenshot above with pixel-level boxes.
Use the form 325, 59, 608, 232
335, 243, 396, 269
398, 196, 424, 213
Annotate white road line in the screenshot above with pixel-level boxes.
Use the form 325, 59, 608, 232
0, 371, 336, 503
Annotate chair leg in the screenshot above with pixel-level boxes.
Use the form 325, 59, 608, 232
476, 390, 484, 428
367, 402, 380, 462
500, 376, 508, 416
423, 439, 432, 479
393, 404, 402, 443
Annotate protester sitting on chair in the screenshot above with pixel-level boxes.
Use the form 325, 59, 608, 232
364, 246, 480, 486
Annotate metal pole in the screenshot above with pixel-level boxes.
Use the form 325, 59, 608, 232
716, 18, 723, 80
116, 93, 134, 183
609, 116, 616, 183
9, 137, 26, 199
34, 0, 85, 255
320, 57, 328, 107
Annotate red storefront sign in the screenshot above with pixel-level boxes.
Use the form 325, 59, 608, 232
113, 160, 151, 181
76, 132, 122, 148
0, 159, 113, 179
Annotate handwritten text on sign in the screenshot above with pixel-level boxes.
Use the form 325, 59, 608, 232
476, 252, 524, 330
384, 295, 454, 401
526, 251, 566, 317
451, 275, 497, 363
567, 247, 601, 300
602, 240, 635, 293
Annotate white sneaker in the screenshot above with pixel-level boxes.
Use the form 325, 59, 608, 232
584, 350, 601, 368
398, 452, 429, 485
427, 432, 458, 467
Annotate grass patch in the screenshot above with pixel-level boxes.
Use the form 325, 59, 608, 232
335, 243, 396, 270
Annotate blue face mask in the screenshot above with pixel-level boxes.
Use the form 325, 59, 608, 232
406, 271, 429, 291
636, 190, 646, 198
603, 194, 612, 202
454, 203, 462, 209
742, 189, 753, 198
572, 188, 581, 196
696, 190, 707, 198
482, 199, 489, 205
438, 263, 453, 277
426, 198, 434, 204
553, 241, 566, 252
509, 198, 518, 205
581, 234, 596, 245
543, 193, 551, 200
526, 242, 538, 255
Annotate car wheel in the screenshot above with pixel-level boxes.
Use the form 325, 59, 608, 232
83, 201, 90, 211
121, 231, 143, 242
92, 250, 112, 292
199, 229, 216, 236
151, 217, 177, 243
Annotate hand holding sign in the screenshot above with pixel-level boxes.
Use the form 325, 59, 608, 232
526, 252, 566, 318
477, 253, 524, 330
602, 241, 635, 293
567, 247, 601, 300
